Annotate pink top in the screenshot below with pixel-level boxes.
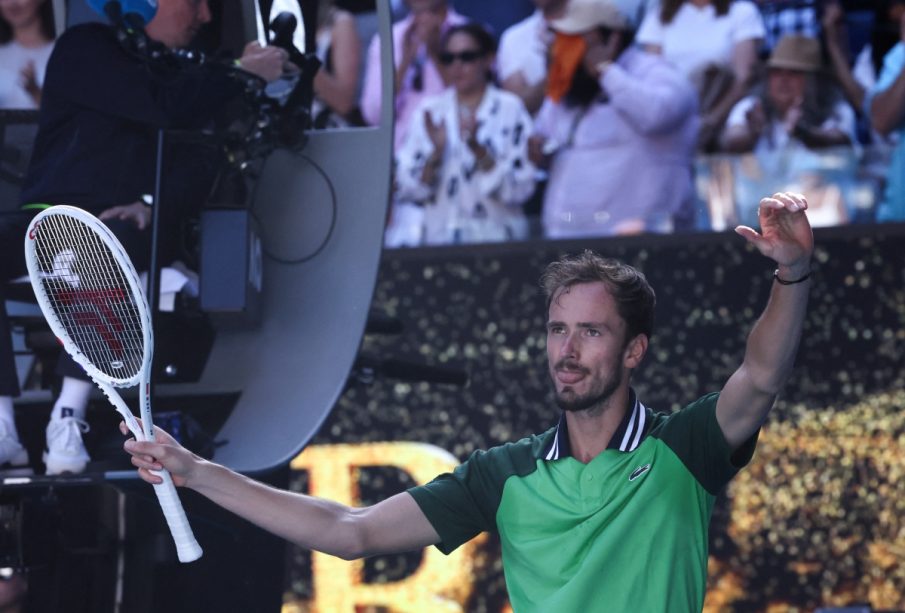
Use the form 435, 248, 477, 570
359, 9, 467, 148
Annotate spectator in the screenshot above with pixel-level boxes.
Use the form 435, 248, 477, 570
720, 34, 854, 227
756, 0, 823, 55
497, 0, 569, 115
395, 22, 535, 244
359, 0, 466, 247
867, 6, 905, 221
721, 34, 855, 154
823, 0, 905, 115
0, 0, 54, 109
529, 0, 699, 238
359, 0, 465, 147
638, 0, 765, 151
823, 1, 904, 222
311, 0, 364, 128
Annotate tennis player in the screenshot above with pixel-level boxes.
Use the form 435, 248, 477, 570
125, 191, 813, 611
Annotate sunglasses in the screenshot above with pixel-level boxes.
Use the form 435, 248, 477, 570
439, 50, 484, 66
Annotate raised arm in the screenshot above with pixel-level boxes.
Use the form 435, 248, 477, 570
870, 22, 905, 135
312, 11, 362, 117
716, 192, 814, 450
123, 427, 440, 559
822, 1, 867, 112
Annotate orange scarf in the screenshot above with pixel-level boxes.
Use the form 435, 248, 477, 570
546, 33, 587, 103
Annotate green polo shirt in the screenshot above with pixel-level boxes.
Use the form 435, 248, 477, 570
407, 391, 758, 612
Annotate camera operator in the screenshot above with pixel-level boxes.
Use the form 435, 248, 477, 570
0, 0, 290, 476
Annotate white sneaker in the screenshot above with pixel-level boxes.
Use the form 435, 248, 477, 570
44, 416, 91, 475
0, 420, 31, 475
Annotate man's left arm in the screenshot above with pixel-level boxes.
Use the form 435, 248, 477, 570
717, 192, 814, 450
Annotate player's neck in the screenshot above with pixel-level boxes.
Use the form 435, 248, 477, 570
564, 386, 631, 463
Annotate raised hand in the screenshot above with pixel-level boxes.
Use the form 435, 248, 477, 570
735, 192, 814, 274
744, 99, 767, 138
424, 110, 447, 155
783, 96, 804, 135
20, 61, 41, 105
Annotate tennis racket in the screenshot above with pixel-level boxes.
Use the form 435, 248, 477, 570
24, 205, 203, 563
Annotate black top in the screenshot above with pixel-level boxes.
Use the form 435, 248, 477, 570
20, 23, 245, 213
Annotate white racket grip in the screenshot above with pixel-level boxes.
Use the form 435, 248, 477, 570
151, 469, 203, 563
95, 381, 202, 563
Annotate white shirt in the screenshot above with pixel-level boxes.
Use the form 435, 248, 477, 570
726, 95, 857, 156
0, 41, 54, 109
395, 86, 536, 245
637, 1, 765, 76
497, 10, 552, 87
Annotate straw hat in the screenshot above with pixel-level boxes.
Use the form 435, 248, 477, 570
767, 35, 822, 72
550, 0, 632, 33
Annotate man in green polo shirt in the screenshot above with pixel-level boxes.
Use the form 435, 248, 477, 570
125, 190, 813, 612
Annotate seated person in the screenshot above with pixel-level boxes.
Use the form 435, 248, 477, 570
0, 0, 54, 109
0, 0, 288, 475
637, 0, 765, 151
720, 34, 855, 154
529, 0, 699, 238
394, 22, 536, 245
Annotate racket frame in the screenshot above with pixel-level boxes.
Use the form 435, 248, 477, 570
24, 205, 202, 563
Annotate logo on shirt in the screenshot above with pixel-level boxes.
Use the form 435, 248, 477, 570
629, 463, 651, 482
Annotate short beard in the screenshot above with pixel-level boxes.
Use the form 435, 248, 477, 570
554, 362, 623, 414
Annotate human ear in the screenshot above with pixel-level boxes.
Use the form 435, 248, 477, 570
623, 334, 648, 370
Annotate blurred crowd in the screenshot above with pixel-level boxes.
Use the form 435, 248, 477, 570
3, 0, 905, 247
317, 0, 905, 246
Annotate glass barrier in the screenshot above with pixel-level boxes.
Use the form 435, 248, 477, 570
384, 142, 900, 249
695, 145, 884, 231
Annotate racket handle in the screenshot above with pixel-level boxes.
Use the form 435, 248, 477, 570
151, 469, 203, 563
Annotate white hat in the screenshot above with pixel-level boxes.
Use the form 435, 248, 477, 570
550, 0, 634, 33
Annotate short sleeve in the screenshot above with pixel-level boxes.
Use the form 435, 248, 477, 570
726, 95, 757, 128
867, 42, 905, 116
867, 43, 905, 101
407, 448, 504, 555
497, 27, 521, 82
729, 1, 766, 44
654, 392, 759, 495
636, 10, 665, 47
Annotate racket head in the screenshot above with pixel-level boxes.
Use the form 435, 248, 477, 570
24, 205, 153, 387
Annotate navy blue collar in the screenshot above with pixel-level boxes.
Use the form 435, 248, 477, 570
542, 388, 650, 461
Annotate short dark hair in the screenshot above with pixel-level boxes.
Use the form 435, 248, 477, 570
541, 250, 656, 341
440, 21, 497, 57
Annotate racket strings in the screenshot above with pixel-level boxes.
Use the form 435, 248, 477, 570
34, 213, 146, 380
